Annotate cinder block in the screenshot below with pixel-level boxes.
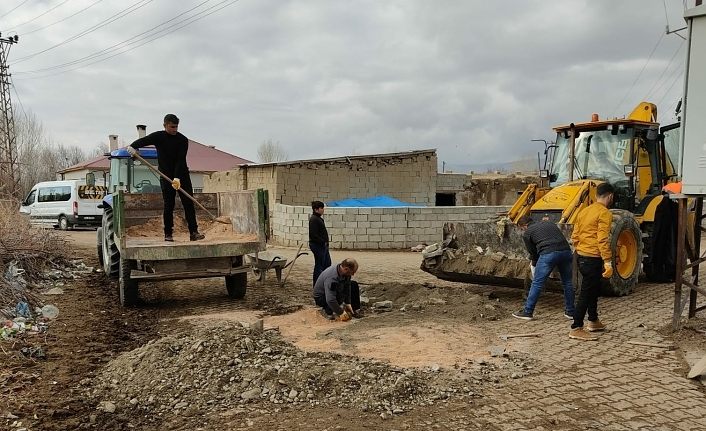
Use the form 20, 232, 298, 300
355, 214, 368, 222
358, 208, 371, 215
357, 221, 371, 229
381, 234, 394, 242
382, 221, 395, 228
370, 221, 382, 228
342, 221, 358, 228
389, 242, 404, 249
342, 242, 355, 249
380, 214, 393, 221
369, 235, 382, 242
380, 228, 392, 235
368, 214, 381, 222
366, 228, 380, 235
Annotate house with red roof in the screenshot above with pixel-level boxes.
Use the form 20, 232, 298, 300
58, 136, 251, 192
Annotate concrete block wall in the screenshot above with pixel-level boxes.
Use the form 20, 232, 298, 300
436, 173, 468, 192
277, 153, 437, 206
272, 204, 509, 249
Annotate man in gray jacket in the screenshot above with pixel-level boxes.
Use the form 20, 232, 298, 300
313, 258, 362, 321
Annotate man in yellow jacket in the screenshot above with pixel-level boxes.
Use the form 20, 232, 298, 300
569, 182, 614, 341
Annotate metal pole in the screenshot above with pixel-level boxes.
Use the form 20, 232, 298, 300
673, 197, 688, 330
568, 124, 576, 182
689, 197, 703, 318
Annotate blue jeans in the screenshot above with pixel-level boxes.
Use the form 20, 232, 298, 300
524, 250, 575, 315
309, 242, 331, 287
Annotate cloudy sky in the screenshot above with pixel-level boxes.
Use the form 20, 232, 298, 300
2, 0, 694, 170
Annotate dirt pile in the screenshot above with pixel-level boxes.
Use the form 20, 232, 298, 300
86, 321, 534, 425
126, 216, 256, 242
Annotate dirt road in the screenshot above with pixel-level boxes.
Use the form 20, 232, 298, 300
2, 230, 705, 430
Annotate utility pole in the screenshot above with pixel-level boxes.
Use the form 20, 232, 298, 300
0, 33, 19, 202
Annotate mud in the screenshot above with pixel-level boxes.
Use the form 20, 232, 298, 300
126, 216, 254, 242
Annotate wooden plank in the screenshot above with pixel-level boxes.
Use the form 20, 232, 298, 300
122, 240, 262, 261
682, 280, 706, 296
129, 267, 249, 281
627, 341, 675, 349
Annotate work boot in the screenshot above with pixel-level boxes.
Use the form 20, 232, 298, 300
319, 308, 334, 321
586, 319, 606, 332
164, 234, 174, 242
512, 309, 533, 320
352, 309, 364, 319
569, 328, 598, 341
190, 232, 205, 241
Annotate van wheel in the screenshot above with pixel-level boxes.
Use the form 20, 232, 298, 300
58, 216, 69, 230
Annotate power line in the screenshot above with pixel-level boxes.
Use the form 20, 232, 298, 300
656, 68, 684, 108
13, 0, 155, 64
611, 31, 665, 117
0, 0, 31, 22
652, 61, 684, 101
15, 0, 241, 80
644, 40, 684, 100
19, 0, 105, 36
9, 75, 27, 121
17, 0, 214, 74
4, 0, 72, 32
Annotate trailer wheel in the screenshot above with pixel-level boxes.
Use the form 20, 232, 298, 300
602, 209, 643, 296
97, 227, 104, 268
119, 258, 139, 306
102, 209, 120, 278
225, 273, 247, 299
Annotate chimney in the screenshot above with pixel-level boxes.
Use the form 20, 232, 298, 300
136, 124, 147, 138
109, 135, 119, 151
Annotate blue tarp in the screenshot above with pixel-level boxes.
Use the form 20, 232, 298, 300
326, 196, 420, 207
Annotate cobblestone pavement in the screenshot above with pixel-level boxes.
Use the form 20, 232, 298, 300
466, 281, 706, 431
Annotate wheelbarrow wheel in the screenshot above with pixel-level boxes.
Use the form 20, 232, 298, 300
226, 273, 247, 299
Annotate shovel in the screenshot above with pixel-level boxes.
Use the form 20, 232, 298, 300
499, 333, 540, 341
131, 150, 230, 224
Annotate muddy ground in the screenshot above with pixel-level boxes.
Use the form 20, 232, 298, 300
2, 230, 704, 430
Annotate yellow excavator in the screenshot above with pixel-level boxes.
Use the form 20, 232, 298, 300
422, 102, 685, 296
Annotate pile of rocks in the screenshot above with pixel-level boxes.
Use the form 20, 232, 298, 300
87, 322, 503, 421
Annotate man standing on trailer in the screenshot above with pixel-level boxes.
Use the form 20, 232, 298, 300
127, 114, 205, 242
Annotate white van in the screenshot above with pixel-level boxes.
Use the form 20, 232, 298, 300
20, 180, 107, 230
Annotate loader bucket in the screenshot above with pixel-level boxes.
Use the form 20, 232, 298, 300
420, 220, 568, 291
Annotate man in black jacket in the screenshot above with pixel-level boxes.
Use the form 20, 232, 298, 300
309, 200, 331, 286
127, 114, 204, 242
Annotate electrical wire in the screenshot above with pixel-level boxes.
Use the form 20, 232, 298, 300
644, 40, 685, 100
656, 69, 685, 108
9, 75, 28, 121
12, 0, 155, 64
0, 0, 31, 21
20, 0, 105, 36
4, 0, 72, 32
15, 0, 241, 80
611, 31, 665, 117
17, 0, 214, 74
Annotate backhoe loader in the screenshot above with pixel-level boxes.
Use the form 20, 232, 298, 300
421, 102, 684, 296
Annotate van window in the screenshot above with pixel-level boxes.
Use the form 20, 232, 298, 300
24, 190, 37, 206
38, 186, 71, 202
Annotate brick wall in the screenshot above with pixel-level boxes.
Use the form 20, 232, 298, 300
436, 173, 468, 192
272, 204, 510, 249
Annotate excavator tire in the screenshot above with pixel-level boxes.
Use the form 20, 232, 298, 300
602, 209, 643, 296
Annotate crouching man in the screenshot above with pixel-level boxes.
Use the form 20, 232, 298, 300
313, 258, 362, 321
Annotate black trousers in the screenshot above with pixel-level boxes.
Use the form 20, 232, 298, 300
309, 242, 332, 287
160, 176, 198, 236
314, 280, 361, 315
572, 256, 602, 329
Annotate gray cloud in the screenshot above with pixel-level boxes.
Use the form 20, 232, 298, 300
5, 0, 691, 169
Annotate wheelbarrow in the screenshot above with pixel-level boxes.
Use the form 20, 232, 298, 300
246, 244, 308, 287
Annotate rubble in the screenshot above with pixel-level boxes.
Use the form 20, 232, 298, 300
86, 322, 516, 422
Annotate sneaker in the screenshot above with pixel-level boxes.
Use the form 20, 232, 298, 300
569, 328, 598, 341
512, 309, 533, 320
164, 235, 174, 242
564, 311, 574, 320
319, 308, 334, 321
190, 232, 205, 241
586, 320, 606, 332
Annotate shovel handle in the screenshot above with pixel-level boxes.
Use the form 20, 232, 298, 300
131, 150, 218, 220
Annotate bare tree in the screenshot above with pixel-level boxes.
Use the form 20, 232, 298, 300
15, 107, 89, 197
257, 139, 288, 163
